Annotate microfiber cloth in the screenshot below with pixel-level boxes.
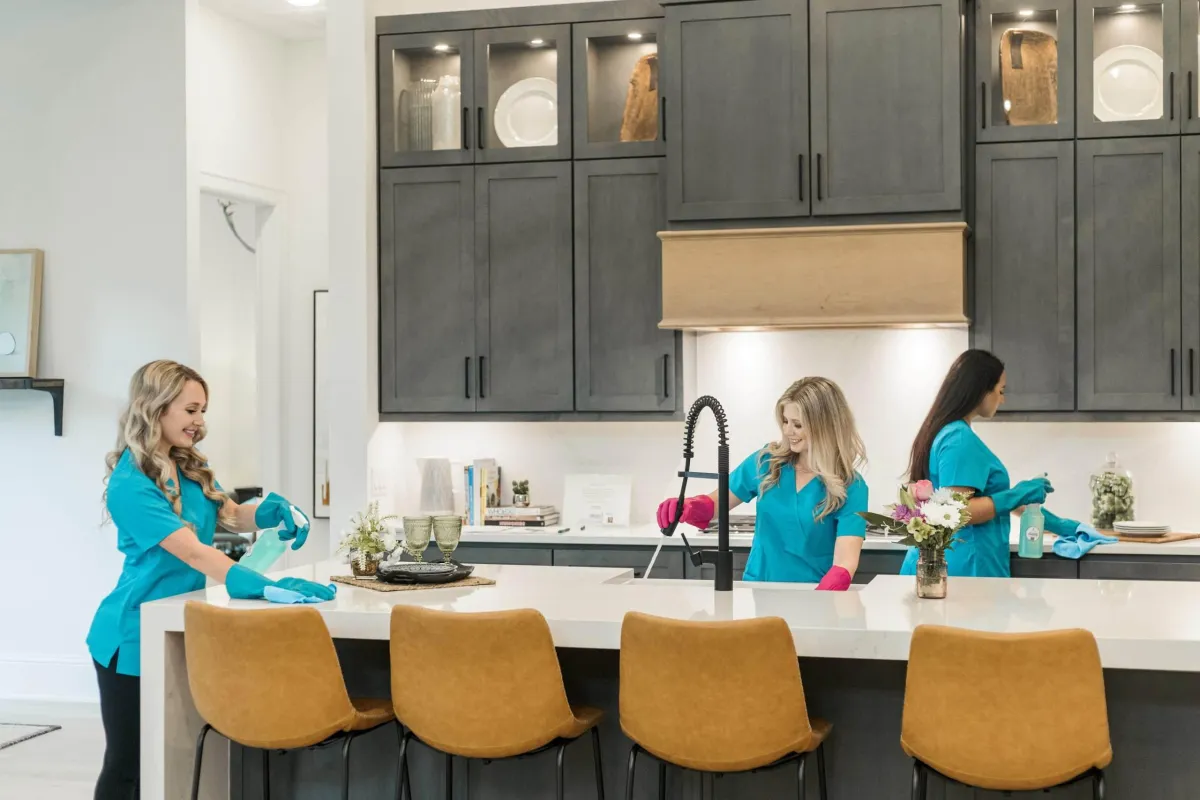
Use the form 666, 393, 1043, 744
263, 586, 331, 604
1052, 527, 1118, 560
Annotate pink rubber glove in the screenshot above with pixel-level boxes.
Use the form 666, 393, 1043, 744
656, 495, 716, 531
815, 566, 852, 591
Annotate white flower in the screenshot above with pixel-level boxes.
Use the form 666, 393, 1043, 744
931, 487, 956, 505
921, 502, 960, 528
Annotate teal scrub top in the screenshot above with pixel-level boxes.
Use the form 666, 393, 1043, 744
87, 449, 222, 676
900, 420, 1011, 578
731, 449, 868, 583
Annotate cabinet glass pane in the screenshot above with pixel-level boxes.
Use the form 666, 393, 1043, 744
1091, 4, 1166, 124
485, 37, 561, 150
582, 29, 659, 145
986, 9, 1061, 127
387, 43, 463, 155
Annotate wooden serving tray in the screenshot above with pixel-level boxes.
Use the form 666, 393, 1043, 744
1000, 28, 1058, 126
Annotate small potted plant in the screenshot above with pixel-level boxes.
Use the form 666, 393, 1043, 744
337, 501, 397, 577
511, 479, 530, 508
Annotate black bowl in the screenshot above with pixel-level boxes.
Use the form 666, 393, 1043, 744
376, 560, 475, 585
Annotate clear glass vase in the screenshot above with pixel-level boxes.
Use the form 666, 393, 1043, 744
1089, 452, 1134, 531
916, 549, 947, 599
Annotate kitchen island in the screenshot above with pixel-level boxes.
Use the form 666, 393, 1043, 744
143, 562, 1200, 799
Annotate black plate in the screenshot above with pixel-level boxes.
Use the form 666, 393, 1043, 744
376, 560, 475, 585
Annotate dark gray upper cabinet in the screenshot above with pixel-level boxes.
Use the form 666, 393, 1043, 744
573, 19, 665, 159
380, 167, 476, 413
473, 25, 572, 163
1185, 1, 1200, 134
574, 159, 679, 412
1182, 136, 1200, 409
974, 143, 1075, 411
1077, 137, 1182, 411
975, 0, 1075, 141
663, 0, 809, 221
810, 0, 961, 215
474, 162, 575, 412
1077, 0, 1181, 139
378, 32, 476, 168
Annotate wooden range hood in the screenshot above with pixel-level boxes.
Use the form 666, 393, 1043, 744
658, 222, 969, 330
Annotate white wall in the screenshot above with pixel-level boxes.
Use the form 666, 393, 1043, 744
198, 194, 259, 488
0, 0, 188, 701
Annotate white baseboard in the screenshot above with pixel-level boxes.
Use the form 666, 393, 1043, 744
0, 656, 99, 705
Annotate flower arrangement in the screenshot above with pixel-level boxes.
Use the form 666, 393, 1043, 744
858, 480, 971, 551
337, 501, 398, 573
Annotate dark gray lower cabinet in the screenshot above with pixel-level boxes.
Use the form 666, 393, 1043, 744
380, 167, 477, 413
475, 162, 574, 413
453, 543, 553, 566
552, 546, 685, 578
574, 159, 679, 412
809, 0, 961, 215
1080, 557, 1200, 582
1077, 138, 1182, 411
973, 143, 1075, 411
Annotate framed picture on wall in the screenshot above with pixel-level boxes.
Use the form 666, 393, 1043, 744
313, 289, 330, 519
0, 249, 44, 378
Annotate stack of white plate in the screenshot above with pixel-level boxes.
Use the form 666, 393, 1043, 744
1113, 521, 1171, 537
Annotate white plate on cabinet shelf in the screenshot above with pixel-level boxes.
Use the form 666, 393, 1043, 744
1093, 45, 1164, 122
493, 77, 558, 148
1113, 521, 1171, 536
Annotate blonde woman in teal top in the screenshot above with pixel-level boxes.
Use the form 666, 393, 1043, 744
88, 360, 332, 799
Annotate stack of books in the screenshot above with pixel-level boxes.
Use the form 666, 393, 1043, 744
484, 506, 561, 528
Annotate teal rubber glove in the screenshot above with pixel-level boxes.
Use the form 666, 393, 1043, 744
225, 564, 336, 602
1043, 509, 1082, 537
254, 493, 310, 550
991, 477, 1053, 516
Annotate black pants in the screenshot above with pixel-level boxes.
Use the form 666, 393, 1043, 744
94, 652, 140, 800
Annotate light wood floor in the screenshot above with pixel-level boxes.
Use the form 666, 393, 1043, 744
0, 701, 103, 800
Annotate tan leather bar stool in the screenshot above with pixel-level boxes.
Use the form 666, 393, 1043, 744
902, 624, 1113, 799
619, 611, 831, 800
184, 602, 400, 800
389, 605, 606, 800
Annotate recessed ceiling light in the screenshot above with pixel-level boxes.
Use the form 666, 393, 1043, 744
627, 32, 644, 40
530, 38, 545, 46
434, 44, 451, 52
1018, 8, 1035, 16
288, 0, 320, 7
1119, 2, 1137, 8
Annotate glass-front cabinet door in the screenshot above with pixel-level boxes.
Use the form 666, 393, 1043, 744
977, 0, 1074, 140
572, 19, 665, 159
1078, 0, 1181, 137
473, 25, 572, 163
378, 31, 475, 168
1184, 0, 1200, 133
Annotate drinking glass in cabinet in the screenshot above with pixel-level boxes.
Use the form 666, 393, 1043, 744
389, 42, 463, 154
1091, 3, 1166, 123
582, 29, 659, 145
984, 8, 1061, 128
484, 37, 561, 149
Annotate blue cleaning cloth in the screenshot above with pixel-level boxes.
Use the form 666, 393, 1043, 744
263, 585, 333, 604
1052, 524, 1118, 560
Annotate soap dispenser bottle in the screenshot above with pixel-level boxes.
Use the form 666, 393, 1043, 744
1018, 503, 1045, 559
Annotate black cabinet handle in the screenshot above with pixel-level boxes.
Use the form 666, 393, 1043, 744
1191, 349, 1195, 396
1170, 72, 1176, 121
477, 107, 485, 149
662, 354, 671, 398
816, 154, 823, 201
981, 81, 987, 130
461, 107, 469, 150
478, 355, 486, 399
1171, 348, 1176, 395
1190, 72, 1195, 120
660, 97, 666, 142
798, 154, 805, 203
465, 357, 472, 399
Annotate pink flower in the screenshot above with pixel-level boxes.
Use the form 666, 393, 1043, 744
892, 504, 919, 523
909, 480, 934, 502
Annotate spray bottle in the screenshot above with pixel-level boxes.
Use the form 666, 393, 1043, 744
237, 505, 308, 573
1018, 502, 1045, 559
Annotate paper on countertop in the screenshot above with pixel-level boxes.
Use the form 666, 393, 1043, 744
562, 474, 632, 528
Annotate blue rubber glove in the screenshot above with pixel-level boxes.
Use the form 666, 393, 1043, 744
991, 477, 1053, 516
254, 493, 310, 550
1043, 509, 1082, 537
225, 564, 336, 602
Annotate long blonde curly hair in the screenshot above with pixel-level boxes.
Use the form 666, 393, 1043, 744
758, 377, 866, 522
103, 360, 232, 529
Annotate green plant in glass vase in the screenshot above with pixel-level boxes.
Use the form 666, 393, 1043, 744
337, 501, 397, 577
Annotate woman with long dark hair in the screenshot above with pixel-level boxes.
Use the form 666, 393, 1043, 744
899, 349, 1065, 577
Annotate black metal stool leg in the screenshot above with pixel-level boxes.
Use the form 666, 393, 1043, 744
263, 747, 270, 800
556, 741, 568, 800
657, 760, 666, 800
1094, 769, 1106, 800
190, 724, 211, 800
625, 744, 639, 800
445, 752, 453, 800
815, 744, 828, 800
341, 734, 354, 800
910, 760, 925, 800
590, 727, 605, 800
796, 753, 807, 800
395, 726, 411, 800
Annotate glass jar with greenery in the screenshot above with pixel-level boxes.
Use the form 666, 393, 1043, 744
1089, 452, 1134, 531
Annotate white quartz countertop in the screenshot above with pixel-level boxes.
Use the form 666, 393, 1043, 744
455, 524, 1200, 557
142, 560, 1200, 672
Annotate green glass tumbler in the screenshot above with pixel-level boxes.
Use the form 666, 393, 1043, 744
432, 515, 463, 563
